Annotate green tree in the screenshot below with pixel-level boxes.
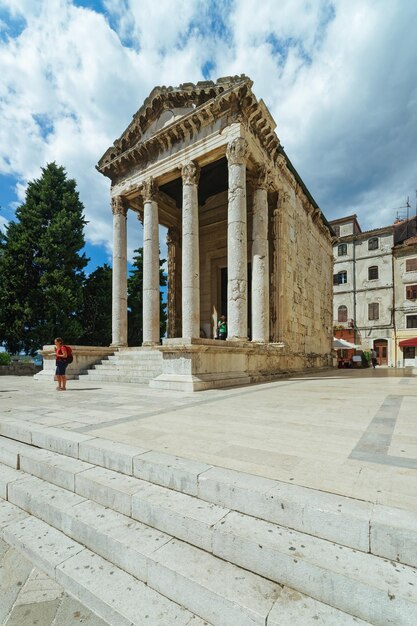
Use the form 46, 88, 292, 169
127, 247, 167, 346
0, 163, 88, 354
78, 264, 112, 346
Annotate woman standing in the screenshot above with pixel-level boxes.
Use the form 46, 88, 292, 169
54, 337, 68, 391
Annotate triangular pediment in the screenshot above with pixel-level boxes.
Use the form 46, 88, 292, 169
98, 75, 252, 169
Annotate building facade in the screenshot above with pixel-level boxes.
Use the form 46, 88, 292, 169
96, 76, 334, 390
330, 214, 417, 368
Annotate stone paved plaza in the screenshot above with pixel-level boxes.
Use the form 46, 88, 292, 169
1, 367, 416, 512
1, 368, 417, 625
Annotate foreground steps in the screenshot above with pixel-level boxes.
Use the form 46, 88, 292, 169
79, 348, 163, 384
0, 476, 373, 626
1, 425, 417, 624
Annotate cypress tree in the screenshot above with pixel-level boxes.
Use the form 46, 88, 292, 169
127, 247, 167, 346
0, 163, 88, 354
78, 264, 112, 346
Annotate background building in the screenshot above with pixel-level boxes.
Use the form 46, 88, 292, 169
330, 214, 417, 367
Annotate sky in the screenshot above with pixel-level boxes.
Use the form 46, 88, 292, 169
0, 0, 416, 274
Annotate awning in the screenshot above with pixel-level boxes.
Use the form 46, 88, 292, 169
399, 337, 417, 348
333, 338, 359, 349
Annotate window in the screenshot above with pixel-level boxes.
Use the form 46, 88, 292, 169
406, 315, 417, 328
338, 244, 347, 256
368, 237, 379, 250
333, 271, 347, 285
333, 225, 340, 237
406, 258, 417, 272
368, 266, 379, 280
404, 347, 416, 359
338, 306, 348, 322
368, 302, 379, 320
406, 284, 417, 300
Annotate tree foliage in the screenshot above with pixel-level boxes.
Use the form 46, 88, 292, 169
127, 247, 167, 346
78, 264, 112, 346
0, 163, 88, 354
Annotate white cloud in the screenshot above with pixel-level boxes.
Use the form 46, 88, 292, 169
0, 0, 416, 263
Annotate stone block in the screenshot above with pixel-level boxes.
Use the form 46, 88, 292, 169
371, 505, 417, 568
133, 450, 212, 496
0, 436, 33, 469
19, 447, 94, 491
132, 482, 229, 552
75, 466, 148, 516
63, 499, 172, 582
212, 511, 417, 626
0, 498, 29, 531
198, 466, 276, 512
267, 586, 373, 625
56, 548, 194, 626
30, 427, 95, 459
147, 538, 281, 626
0, 419, 45, 445
79, 437, 149, 475
0, 463, 28, 499
8, 475, 86, 531
3, 516, 84, 579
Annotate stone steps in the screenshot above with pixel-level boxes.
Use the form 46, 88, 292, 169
78, 348, 163, 384
0, 473, 372, 626
1, 426, 417, 624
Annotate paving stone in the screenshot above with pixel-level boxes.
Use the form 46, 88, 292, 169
4, 599, 61, 626
52, 594, 110, 626
56, 548, 194, 626
0, 436, 34, 469
371, 504, 417, 568
132, 482, 229, 552
13, 566, 63, 605
79, 438, 149, 475
0, 544, 33, 624
30, 427, 95, 459
0, 463, 29, 498
19, 448, 94, 491
267, 586, 373, 625
133, 451, 212, 496
75, 466, 148, 516
147, 538, 281, 626
3, 516, 85, 579
212, 511, 417, 626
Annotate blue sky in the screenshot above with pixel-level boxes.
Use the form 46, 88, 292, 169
1, 0, 417, 274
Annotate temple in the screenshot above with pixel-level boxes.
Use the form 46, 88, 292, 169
96, 75, 334, 390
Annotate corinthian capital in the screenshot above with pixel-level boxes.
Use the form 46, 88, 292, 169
226, 137, 249, 165
248, 165, 270, 190
181, 161, 200, 186
111, 195, 127, 216
141, 177, 158, 202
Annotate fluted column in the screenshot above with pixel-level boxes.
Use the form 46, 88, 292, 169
226, 137, 249, 340
111, 196, 128, 347
141, 177, 160, 345
251, 167, 270, 342
181, 161, 200, 338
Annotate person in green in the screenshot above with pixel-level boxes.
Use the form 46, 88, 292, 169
217, 315, 227, 340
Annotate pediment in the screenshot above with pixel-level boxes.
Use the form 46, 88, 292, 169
140, 107, 195, 142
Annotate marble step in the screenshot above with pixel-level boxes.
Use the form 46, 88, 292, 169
1, 479, 373, 626
1, 429, 417, 571
0, 505, 201, 626
2, 459, 417, 625
80, 372, 153, 383
109, 353, 163, 362
91, 364, 162, 375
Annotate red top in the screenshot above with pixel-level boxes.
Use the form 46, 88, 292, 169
55, 346, 67, 361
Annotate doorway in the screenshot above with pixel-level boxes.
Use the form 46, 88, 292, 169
374, 339, 388, 366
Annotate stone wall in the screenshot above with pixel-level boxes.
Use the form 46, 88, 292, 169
0, 363, 41, 376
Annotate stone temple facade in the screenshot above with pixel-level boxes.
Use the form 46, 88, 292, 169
97, 75, 334, 390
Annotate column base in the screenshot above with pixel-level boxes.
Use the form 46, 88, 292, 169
110, 343, 128, 348
142, 341, 160, 347
227, 336, 248, 342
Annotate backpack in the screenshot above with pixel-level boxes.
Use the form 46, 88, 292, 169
64, 345, 73, 364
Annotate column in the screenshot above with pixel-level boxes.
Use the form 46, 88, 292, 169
111, 195, 128, 347
181, 161, 200, 338
141, 177, 160, 345
167, 227, 180, 338
251, 166, 270, 342
226, 137, 249, 340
